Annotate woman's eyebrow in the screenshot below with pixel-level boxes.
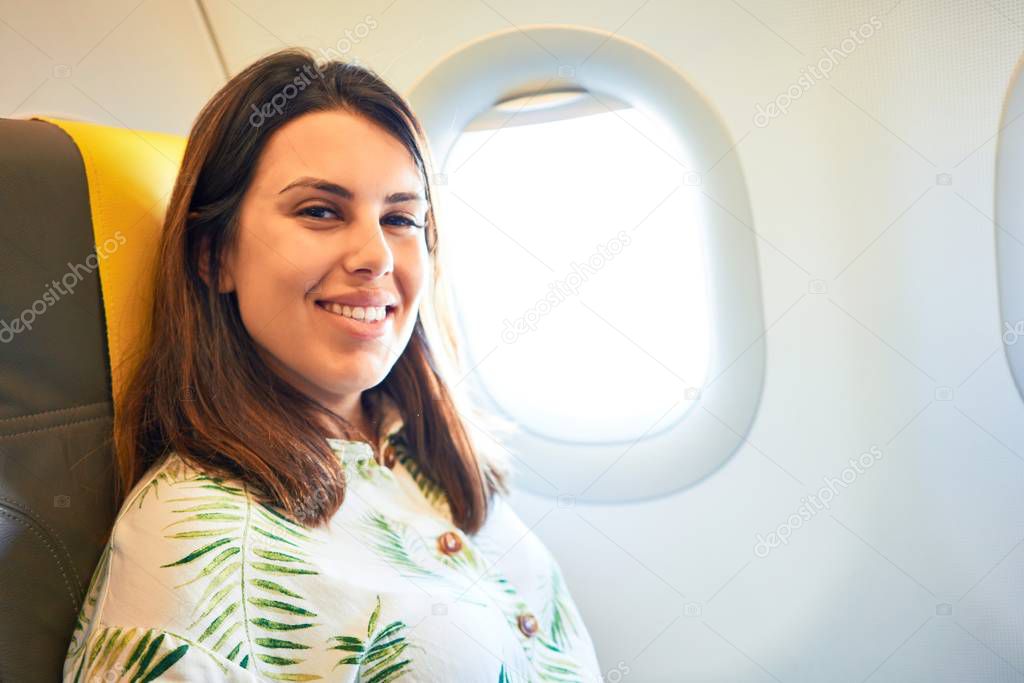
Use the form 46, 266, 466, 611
278, 176, 424, 204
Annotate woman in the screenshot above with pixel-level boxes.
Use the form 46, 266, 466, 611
63, 48, 602, 682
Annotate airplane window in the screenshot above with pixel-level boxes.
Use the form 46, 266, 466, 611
409, 25, 765, 500
997, 62, 1024, 400
442, 89, 710, 443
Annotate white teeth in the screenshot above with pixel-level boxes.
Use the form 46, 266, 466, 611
321, 302, 387, 322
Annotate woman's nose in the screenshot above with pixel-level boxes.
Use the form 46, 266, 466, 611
343, 216, 394, 278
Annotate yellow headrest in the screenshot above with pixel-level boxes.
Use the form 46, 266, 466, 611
32, 116, 186, 413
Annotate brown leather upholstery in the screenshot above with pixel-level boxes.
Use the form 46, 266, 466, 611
0, 117, 118, 682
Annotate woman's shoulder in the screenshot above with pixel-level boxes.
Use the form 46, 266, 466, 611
113, 451, 261, 532
105, 451, 252, 558
64, 451, 311, 680
108, 450, 305, 576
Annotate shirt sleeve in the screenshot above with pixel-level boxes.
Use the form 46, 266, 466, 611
64, 623, 260, 682
62, 456, 261, 682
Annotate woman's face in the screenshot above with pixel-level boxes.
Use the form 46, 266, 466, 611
214, 109, 429, 419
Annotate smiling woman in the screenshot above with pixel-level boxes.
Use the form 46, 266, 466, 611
62, 48, 603, 682
202, 109, 432, 440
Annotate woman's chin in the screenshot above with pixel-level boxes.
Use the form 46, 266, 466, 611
311, 367, 389, 395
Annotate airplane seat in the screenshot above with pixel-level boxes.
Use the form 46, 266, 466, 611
0, 116, 185, 682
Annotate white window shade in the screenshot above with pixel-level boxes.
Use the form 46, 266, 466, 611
443, 92, 710, 444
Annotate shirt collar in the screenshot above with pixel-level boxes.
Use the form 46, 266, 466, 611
325, 392, 405, 465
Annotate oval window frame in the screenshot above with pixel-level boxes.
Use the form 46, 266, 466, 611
407, 25, 766, 502
997, 58, 1024, 403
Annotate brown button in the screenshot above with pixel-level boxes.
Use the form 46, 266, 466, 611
517, 612, 538, 637
437, 530, 462, 555
381, 447, 396, 469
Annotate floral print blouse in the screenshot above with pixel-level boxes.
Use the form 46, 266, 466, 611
63, 396, 602, 682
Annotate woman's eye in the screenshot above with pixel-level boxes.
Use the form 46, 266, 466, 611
298, 205, 339, 220
298, 206, 422, 229
384, 215, 424, 229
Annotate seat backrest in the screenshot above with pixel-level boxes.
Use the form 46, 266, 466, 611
0, 116, 185, 682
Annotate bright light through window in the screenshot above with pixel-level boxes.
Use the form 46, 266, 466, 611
441, 91, 710, 443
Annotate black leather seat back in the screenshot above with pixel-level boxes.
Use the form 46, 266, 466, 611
0, 117, 118, 682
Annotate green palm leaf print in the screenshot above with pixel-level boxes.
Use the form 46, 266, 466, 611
355, 496, 585, 681
529, 634, 585, 682
67, 542, 112, 660
157, 465, 324, 681
327, 595, 416, 682
494, 593, 583, 681
134, 452, 191, 511
433, 529, 586, 681
330, 439, 393, 484
353, 511, 491, 609
355, 511, 443, 580
352, 455, 383, 482
68, 625, 212, 682
497, 660, 535, 682
544, 565, 580, 650
388, 433, 448, 510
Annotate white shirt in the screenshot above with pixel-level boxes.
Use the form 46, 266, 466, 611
63, 398, 602, 682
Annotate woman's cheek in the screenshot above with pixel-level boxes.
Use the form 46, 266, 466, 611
235, 241, 304, 330
398, 237, 429, 294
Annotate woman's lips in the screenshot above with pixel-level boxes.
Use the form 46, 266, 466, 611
315, 300, 393, 340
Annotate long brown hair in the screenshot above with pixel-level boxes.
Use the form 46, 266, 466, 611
112, 47, 510, 535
